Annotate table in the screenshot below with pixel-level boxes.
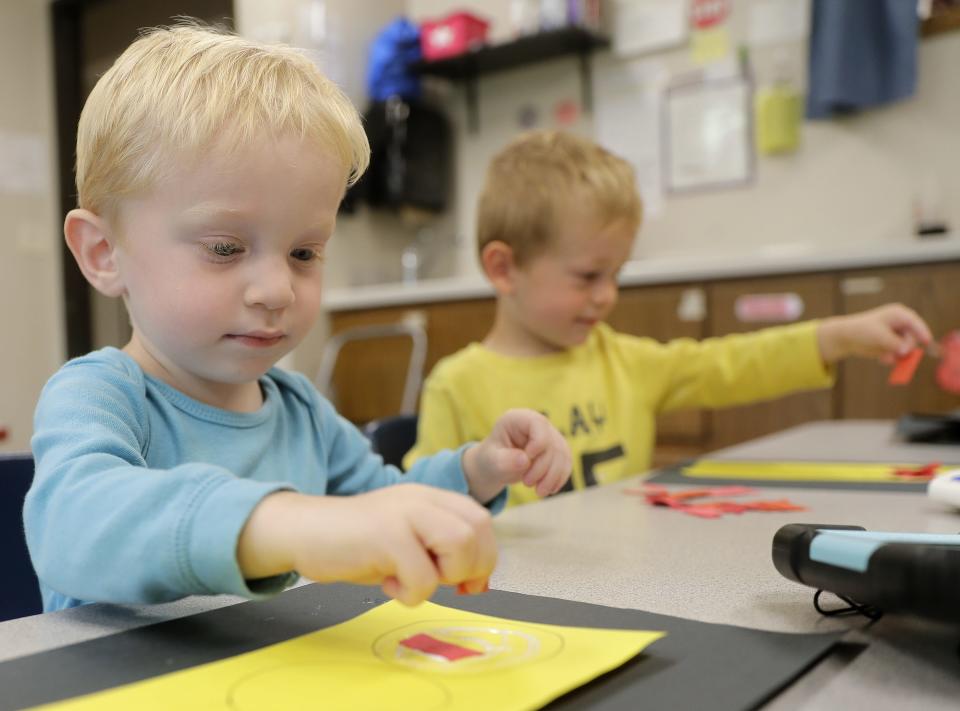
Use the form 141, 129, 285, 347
3, 420, 960, 709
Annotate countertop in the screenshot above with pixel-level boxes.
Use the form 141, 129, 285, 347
324, 235, 960, 312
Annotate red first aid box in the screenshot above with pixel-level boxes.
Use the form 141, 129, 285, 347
420, 12, 490, 61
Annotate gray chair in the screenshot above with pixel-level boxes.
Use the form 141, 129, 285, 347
0, 452, 42, 620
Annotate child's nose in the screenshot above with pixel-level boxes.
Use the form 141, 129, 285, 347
593, 277, 618, 307
244, 259, 295, 310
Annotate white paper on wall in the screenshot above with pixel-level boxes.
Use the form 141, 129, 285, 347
593, 58, 667, 219
611, 0, 689, 57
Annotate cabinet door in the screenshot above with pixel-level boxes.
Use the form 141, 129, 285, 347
838, 262, 960, 418
607, 285, 708, 446
708, 274, 837, 449
420, 299, 496, 375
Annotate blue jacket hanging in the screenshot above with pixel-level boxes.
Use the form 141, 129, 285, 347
806, 0, 918, 119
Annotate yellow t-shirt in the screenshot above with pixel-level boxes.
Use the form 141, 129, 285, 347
404, 321, 833, 507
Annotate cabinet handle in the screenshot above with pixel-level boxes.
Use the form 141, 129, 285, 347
840, 277, 885, 295
676, 288, 706, 322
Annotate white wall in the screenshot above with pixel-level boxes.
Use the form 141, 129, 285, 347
408, 1, 960, 270
0, 0, 63, 452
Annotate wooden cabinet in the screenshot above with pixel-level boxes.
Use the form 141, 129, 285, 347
838, 263, 960, 418
706, 274, 838, 449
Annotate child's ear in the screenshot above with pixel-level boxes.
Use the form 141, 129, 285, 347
480, 241, 519, 295
63, 209, 126, 298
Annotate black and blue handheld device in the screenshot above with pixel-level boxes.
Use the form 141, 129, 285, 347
772, 524, 960, 623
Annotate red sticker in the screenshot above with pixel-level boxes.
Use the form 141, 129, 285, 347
690, 0, 731, 29
889, 347, 923, 386
399, 633, 483, 661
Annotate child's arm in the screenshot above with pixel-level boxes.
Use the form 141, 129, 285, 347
816, 303, 932, 364
27, 359, 292, 607
237, 484, 495, 607
238, 408, 568, 606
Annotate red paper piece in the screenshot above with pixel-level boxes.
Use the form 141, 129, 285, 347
630, 484, 806, 519
936, 331, 960, 394
892, 462, 940, 479
456, 579, 490, 595
399, 633, 483, 661
889, 347, 924, 385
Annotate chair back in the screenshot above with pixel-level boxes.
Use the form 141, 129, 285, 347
0, 453, 42, 620
363, 414, 419, 471
316, 320, 427, 416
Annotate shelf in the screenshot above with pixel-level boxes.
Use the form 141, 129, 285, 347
413, 26, 611, 132
414, 26, 609, 79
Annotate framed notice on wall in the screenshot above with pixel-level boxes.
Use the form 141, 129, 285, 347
663, 75, 753, 193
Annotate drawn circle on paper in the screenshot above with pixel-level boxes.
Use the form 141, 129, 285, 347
373, 619, 564, 674
226, 661, 451, 711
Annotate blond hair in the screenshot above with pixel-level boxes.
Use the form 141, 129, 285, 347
477, 130, 642, 265
75, 21, 369, 218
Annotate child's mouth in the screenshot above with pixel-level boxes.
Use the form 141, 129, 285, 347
226, 333, 286, 348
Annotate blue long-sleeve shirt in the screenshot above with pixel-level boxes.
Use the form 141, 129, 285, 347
26, 348, 493, 612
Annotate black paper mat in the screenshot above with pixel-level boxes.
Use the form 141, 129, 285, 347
0, 584, 842, 711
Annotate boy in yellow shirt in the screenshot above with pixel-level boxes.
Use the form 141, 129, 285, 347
405, 130, 932, 507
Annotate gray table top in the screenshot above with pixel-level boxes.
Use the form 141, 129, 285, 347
4, 420, 960, 709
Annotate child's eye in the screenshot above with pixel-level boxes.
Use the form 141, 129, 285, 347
290, 247, 322, 263
207, 241, 243, 258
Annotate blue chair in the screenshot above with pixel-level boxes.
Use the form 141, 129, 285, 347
363, 414, 419, 471
0, 453, 42, 620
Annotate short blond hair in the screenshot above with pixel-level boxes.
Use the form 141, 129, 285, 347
477, 130, 642, 265
76, 21, 369, 218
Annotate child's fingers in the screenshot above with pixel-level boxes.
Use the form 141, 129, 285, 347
522, 450, 551, 488
413, 500, 496, 588
530, 450, 562, 497
885, 304, 933, 344
384, 532, 441, 606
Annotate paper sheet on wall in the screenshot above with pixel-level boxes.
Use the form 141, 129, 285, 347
665, 77, 751, 191
36, 601, 664, 711
611, 0, 689, 57
593, 59, 667, 219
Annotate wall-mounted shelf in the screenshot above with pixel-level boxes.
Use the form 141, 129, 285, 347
413, 26, 610, 132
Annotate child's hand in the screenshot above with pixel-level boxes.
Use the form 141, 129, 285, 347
237, 485, 496, 606
462, 409, 572, 503
817, 303, 933, 364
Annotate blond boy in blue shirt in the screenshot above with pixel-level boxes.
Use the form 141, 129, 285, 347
25, 25, 571, 611
405, 130, 931, 506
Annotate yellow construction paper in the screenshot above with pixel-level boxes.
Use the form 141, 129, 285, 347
684, 459, 944, 483
36, 601, 664, 711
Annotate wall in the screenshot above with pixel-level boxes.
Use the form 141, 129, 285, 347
408, 0, 960, 270
0, 0, 63, 452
